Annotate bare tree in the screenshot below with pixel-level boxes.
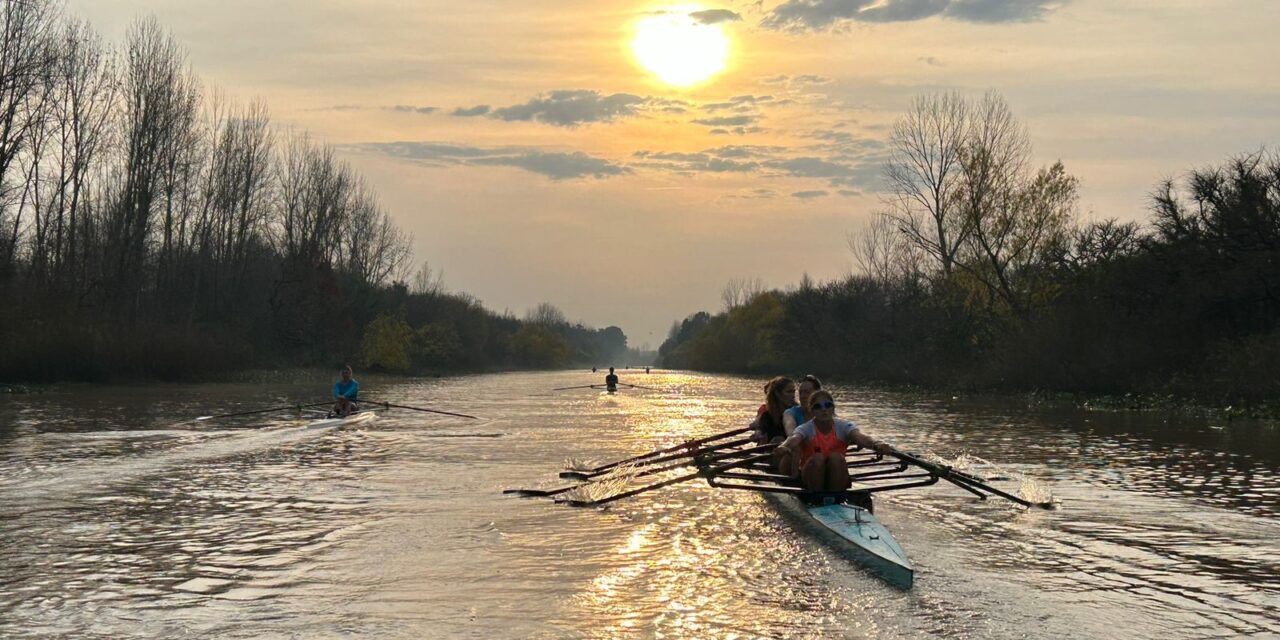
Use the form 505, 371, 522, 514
41, 17, 116, 290
525, 302, 566, 327
109, 16, 202, 307
882, 91, 970, 276
848, 212, 923, 285
411, 259, 445, 295
344, 180, 412, 286
0, 0, 58, 274
276, 132, 355, 269
953, 93, 1074, 315
722, 276, 766, 310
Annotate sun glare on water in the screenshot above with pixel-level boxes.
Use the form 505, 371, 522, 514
631, 9, 730, 87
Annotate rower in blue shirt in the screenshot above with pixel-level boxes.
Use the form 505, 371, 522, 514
332, 366, 359, 416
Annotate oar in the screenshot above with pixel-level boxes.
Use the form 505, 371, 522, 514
363, 400, 479, 419
564, 426, 752, 476
507, 437, 757, 497
559, 436, 756, 480
892, 450, 1055, 509
558, 444, 777, 507
620, 383, 662, 392
552, 384, 600, 391
194, 401, 330, 421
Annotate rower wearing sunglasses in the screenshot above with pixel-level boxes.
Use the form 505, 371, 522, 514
775, 390, 893, 492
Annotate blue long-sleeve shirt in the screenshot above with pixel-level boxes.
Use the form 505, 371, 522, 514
334, 379, 359, 401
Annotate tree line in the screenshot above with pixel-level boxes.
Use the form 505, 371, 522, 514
660, 91, 1280, 407
0, 1, 629, 381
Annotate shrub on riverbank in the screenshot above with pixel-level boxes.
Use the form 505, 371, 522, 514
661, 127, 1280, 407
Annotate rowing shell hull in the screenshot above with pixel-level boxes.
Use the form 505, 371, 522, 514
762, 492, 914, 590
303, 411, 378, 430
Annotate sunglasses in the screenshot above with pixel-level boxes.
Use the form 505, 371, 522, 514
812, 401, 835, 410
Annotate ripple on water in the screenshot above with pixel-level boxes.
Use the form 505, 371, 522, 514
0, 373, 1277, 639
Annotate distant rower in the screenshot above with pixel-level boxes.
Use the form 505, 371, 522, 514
332, 366, 359, 416
604, 367, 619, 392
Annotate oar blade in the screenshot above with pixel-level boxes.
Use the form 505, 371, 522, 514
503, 488, 555, 497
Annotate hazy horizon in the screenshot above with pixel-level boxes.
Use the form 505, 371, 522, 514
64, 0, 1280, 347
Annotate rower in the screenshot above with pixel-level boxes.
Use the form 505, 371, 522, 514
775, 390, 892, 493
751, 376, 796, 446
604, 367, 619, 392
782, 374, 822, 437
332, 365, 360, 417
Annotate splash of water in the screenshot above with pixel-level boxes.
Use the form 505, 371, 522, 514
914, 450, 1058, 507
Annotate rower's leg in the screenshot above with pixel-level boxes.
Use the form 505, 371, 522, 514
776, 445, 800, 479
801, 455, 827, 491
766, 436, 785, 471
825, 452, 851, 491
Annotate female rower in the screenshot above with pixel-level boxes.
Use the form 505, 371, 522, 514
749, 376, 796, 444
774, 390, 892, 492
781, 374, 821, 437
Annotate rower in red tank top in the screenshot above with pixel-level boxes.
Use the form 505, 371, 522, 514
775, 390, 893, 492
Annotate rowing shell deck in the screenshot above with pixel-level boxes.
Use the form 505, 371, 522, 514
298, 410, 379, 429
762, 492, 913, 590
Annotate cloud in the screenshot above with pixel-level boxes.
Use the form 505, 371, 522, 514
702, 95, 776, 112
692, 114, 761, 127
488, 90, 647, 127
452, 105, 491, 116
450, 91, 701, 127
391, 105, 439, 114
765, 155, 885, 188
945, 0, 1065, 23
472, 151, 629, 179
791, 190, 829, 200
632, 150, 760, 174
306, 104, 363, 112
631, 143, 878, 188
349, 141, 628, 180
761, 0, 1066, 31
306, 104, 440, 114
724, 188, 779, 200
690, 9, 743, 24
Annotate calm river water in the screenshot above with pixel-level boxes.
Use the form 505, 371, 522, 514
1, 371, 1276, 639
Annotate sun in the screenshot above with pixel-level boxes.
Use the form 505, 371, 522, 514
631, 9, 730, 87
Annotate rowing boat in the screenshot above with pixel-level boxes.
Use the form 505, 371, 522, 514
694, 443, 921, 590
296, 408, 380, 429
761, 491, 913, 590
508, 425, 1053, 590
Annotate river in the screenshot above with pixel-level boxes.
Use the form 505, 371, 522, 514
1, 371, 1276, 638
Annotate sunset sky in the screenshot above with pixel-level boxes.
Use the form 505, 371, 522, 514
66, 0, 1280, 348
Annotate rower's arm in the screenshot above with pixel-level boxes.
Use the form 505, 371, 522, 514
782, 411, 798, 436
776, 432, 804, 456
848, 429, 891, 455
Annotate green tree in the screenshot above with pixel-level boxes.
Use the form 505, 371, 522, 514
361, 312, 413, 372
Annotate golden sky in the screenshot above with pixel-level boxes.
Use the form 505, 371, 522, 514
67, 0, 1280, 347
